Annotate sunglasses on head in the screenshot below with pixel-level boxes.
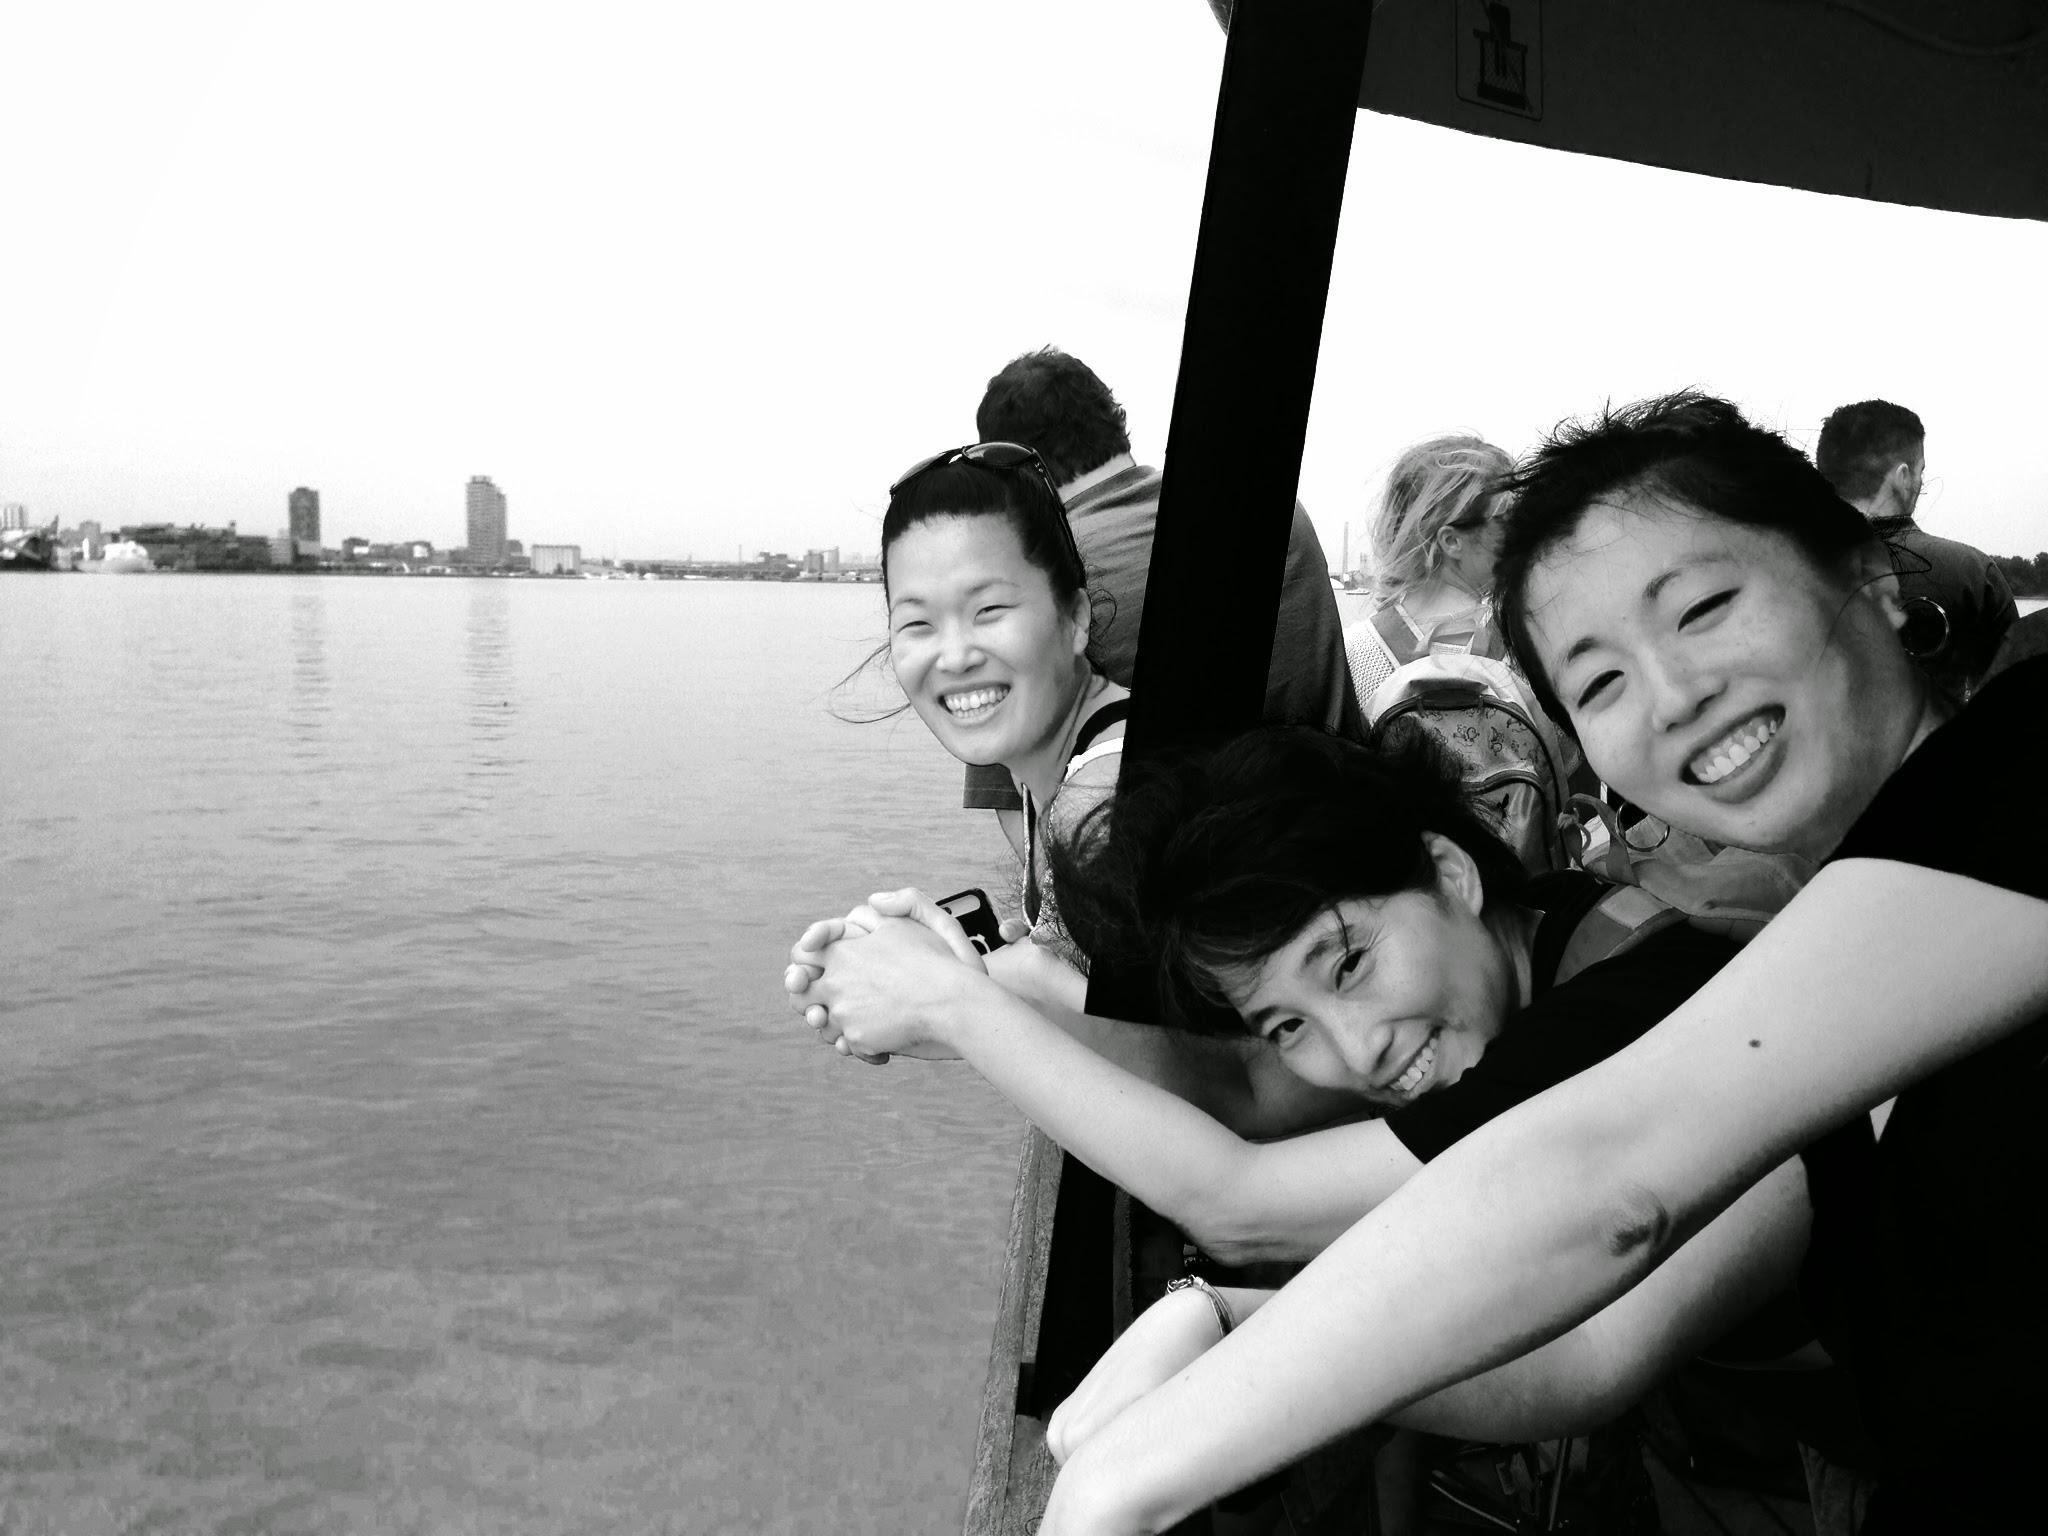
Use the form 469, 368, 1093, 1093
888, 441, 1084, 578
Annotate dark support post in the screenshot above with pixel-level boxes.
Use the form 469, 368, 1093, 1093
1026, 0, 1374, 1482
1085, 0, 1373, 1021
1128, 0, 1374, 768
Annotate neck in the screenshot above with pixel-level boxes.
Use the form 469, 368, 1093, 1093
1486, 902, 1545, 1011
1431, 565, 1484, 602
1007, 667, 1104, 806
1057, 453, 1137, 502
1787, 671, 1950, 863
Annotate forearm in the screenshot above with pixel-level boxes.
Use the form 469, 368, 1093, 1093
1050, 1098, 1665, 1535
1031, 1000, 1368, 1139
944, 982, 1380, 1261
1048, 865, 2048, 1530
1391, 1159, 1810, 1442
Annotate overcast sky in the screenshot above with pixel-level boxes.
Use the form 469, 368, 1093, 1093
5, 1, 2046, 563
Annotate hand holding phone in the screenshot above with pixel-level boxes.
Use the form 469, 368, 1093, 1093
936, 888, 1008, 956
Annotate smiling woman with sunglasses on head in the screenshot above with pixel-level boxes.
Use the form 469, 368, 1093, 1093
877, 442, 1127, 962
1032, 394, 2048, 1535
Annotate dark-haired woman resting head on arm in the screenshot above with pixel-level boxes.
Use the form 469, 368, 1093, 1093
1037, 393, 2048, 1535
786, 722, 1742, 1280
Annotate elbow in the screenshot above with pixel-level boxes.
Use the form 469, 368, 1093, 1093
1598, 1179, 1679, 1271
1539, 1095, 1686, 1281
1174, 1206, 1324, 1269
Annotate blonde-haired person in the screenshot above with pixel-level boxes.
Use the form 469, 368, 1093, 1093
1343, 436, 1514, 713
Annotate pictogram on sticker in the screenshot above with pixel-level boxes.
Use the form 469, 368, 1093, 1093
1456, 0, 1542, 120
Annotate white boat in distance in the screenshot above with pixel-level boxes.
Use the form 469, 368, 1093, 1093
81, 539, 156, 574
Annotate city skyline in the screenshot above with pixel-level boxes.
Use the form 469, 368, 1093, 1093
3, 5, 2045, 567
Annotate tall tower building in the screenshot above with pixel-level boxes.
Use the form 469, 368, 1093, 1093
288, 487, 321, 547
466, 476, 508, 564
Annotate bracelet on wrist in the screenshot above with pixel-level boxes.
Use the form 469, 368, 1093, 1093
1164, 1274, 1235, 1337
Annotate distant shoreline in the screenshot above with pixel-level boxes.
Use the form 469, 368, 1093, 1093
47, 566, 883, 583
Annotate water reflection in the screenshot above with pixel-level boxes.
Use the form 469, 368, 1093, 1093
463, 581, 519, 805
287, 584, 329, 762
0, 579, 1011, 1534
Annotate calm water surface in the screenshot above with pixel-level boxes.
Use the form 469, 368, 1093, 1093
0, 575, 1023, 1535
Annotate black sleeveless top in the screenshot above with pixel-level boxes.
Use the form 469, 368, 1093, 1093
1797, 655, 2048, 1529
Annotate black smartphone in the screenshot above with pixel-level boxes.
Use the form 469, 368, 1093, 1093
936, 888, 1007, 955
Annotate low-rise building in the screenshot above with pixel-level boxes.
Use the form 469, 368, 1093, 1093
124, 523, 277, 572
531, 544, 581, 576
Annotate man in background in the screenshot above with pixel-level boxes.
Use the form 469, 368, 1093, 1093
1816, 399, 2016, 699
962, 346, 1361, 815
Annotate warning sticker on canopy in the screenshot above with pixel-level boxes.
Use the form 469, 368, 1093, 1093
1455, 0, 1542, 120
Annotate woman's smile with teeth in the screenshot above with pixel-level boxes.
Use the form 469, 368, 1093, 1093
1687, 710, 1782, 786
1387, 1028, 1440, 1099
942, 685, 1009, 720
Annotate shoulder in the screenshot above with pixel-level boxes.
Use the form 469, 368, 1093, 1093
1988, 609, 2048, 680
1830, 654, 2048, 896
1532, 870, 1739, 999
1282, 499, 1332, 553
1383, 912, 1734, 1163
1068, 463, 1160, 518
1525, 867, 1734, 1005
1061, 686, 1132, 790
1893, 525, 1998, 582
1478, 916, 1735, 1085
1345, 598, 1416, 648
1550, 910, 1740, 1001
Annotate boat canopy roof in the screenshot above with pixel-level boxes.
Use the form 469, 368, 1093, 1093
1210, 0, 2048, 223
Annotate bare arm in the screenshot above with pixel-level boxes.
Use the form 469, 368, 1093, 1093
1389, 1157, 1810, 1441
806, 911, 1420, 1264
788, 891, 1364, 1138
998, 991, 1375, 1142
1047, 1161, 1808, 1463
1040, 862, 2048, 1535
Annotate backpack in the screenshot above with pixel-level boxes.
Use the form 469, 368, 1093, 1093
1565, 794, 1817, 943
1551, 879, 1689, 983
1368, 652, 1572, 876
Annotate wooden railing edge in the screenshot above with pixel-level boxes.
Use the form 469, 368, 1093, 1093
963, 1126, 1065, 1535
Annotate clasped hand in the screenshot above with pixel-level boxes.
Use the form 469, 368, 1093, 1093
783, 887, 993, 1063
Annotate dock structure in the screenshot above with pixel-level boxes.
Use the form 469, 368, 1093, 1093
965, 0, 2048, 1531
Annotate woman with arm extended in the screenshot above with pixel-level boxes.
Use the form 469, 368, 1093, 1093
1038, 392, 2048, 1534
867, 439, 1128, 964
790, 725, 1738, 1267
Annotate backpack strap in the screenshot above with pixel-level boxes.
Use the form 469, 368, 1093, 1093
1071, 697, 1132, 759
1553, 884, 1689, 987
1564, 793, 1638, 886
1065, 736, 1124, 780
1370, 603, 1431, 667
1463, 612, 1507, 661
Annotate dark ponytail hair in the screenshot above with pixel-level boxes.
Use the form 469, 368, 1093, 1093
879, 459, 1088, 612
1048, 726, 1525, 1035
